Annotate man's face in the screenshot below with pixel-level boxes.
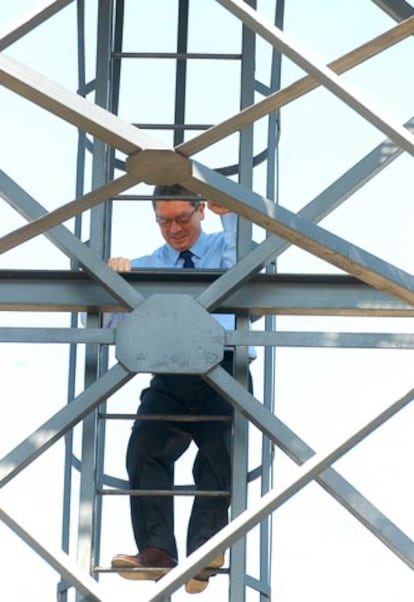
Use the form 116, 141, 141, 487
154, 200, 205, 251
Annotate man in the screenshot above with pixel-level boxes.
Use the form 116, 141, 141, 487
108, 184, 252, 594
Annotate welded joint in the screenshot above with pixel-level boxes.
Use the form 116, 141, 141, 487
126, 148, 192, 185
115, 294, 224, 373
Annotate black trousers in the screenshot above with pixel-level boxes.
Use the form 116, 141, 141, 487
126, 353, 251, 559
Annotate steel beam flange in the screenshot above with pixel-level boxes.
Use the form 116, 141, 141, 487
115, 294, 224, 373
125, 148, 192, 184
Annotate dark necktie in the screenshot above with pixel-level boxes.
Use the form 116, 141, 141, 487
179, 249, 195, 268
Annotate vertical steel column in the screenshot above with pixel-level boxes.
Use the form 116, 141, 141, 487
260, 2, 284, 599
76, 3, 114, 600
230, 1, 257, 600
58, 1, 89, 598
92, 0, 125, 582
174, 0, 190, 146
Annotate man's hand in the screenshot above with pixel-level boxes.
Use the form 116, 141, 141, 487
107, 257, 131, 271
207, 201, 231, 215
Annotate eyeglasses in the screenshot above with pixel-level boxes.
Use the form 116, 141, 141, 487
155, 206, 198, 228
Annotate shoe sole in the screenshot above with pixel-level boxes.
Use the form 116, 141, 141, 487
185, 577, 209, 594
111, 558, 170, 581
185, 553, 225, 594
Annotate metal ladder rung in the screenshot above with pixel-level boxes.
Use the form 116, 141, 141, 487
112, 51, 242, 60
93, 565, 228, 576
99, 413, 232, 422
98, 487, 231, 497
132, 122, 212, 130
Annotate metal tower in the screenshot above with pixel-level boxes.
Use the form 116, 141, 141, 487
0, 1, 413, 601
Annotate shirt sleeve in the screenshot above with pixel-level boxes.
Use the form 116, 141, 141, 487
220, 212, 237, 269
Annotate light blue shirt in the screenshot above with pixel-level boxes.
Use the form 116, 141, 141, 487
105, 213, 237, 332
130, 213, 236, 271
92, 213, 256, 359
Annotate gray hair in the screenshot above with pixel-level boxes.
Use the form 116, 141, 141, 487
152, 184, 202, 210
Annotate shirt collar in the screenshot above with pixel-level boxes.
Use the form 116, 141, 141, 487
169, 232, 206, 264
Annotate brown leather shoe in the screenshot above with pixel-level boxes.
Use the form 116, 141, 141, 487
111, 546, 177, 580
185, 552, 225, 594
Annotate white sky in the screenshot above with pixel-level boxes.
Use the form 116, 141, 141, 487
0, 1, 413, 601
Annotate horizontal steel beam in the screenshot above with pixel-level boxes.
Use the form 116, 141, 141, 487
0, 270, 412, 316
0, 170, 144, 309
2, 327, 414, 349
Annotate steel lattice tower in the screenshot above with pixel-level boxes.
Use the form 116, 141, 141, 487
0, 1, 413, 601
